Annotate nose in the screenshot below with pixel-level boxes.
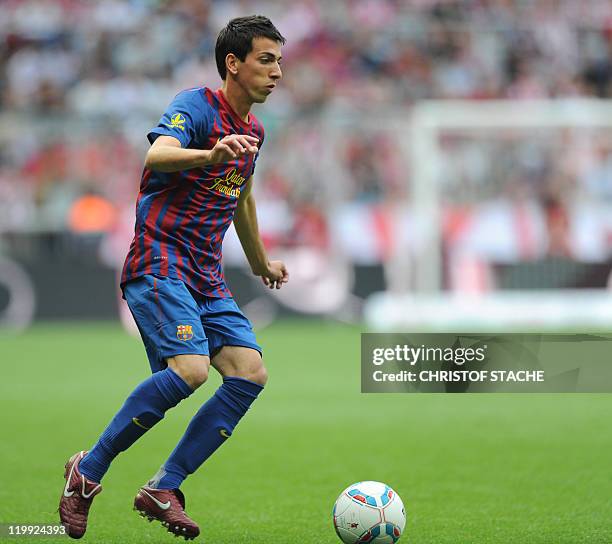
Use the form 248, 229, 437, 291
270, 63, 282, 80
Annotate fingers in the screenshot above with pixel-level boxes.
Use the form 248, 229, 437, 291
262, 276, 277, 289
260, 262, 289, 290
215, 143, 236, 159
261, 276, 284, 290
213, 135, 259, 163
225, 134, 259, 143
224, 139, 244, 156
220, 135, 259, 156
267, 275, 288, 289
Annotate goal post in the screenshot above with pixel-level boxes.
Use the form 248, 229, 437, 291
367, 99, 612, 330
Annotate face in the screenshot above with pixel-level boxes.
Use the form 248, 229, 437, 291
232, 37, 283, 103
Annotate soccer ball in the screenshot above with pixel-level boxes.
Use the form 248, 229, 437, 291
333, 481, 406, 543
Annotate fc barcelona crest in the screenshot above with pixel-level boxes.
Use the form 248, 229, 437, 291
176, 324, 194, 341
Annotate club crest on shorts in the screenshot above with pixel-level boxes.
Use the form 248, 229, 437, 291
176, 324, 194, 341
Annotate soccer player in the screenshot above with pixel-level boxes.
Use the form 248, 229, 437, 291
59, 16, 287, 540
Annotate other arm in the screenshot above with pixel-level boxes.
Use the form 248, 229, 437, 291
234, 177, 289, 289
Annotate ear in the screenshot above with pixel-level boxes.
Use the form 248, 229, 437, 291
225, 53, 240, 77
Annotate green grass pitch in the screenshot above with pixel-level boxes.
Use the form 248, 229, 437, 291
1, 321, 611, 543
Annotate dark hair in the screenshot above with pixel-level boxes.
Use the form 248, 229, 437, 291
215, 15, 286, 80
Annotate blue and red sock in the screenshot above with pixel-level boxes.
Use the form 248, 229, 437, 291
150, 376, 263, 489
79, 367, 193, 483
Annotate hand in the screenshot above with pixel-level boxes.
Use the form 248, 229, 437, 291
208, 134, 259, 164
256, 260, 289, 290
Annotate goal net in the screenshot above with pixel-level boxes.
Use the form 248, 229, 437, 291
366, 99, 612, 330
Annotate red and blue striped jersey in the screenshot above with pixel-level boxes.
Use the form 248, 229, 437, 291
121, 87, 265, 298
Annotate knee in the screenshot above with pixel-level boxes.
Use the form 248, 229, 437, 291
167, 355, 210, 390
248, 362, 268, 386
214, 347, 268, 386
186, 366, 209, 389
227, 360, 268, 386
179, 365, 209, 390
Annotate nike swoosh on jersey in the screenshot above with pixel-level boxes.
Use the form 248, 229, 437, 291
220, 429, 231, 439
141, 489, 171, 510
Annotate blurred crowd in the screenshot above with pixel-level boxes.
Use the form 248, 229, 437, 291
1, 0, 612, 268
2, 0, 612, 114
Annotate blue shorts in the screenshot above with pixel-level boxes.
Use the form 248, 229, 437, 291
123, 275, 261, 373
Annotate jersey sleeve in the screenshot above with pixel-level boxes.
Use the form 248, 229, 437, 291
148, 90, 210, 148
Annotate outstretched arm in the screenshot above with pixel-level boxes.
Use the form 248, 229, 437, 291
145, 135, 260, 173
234, 177, 289, 289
